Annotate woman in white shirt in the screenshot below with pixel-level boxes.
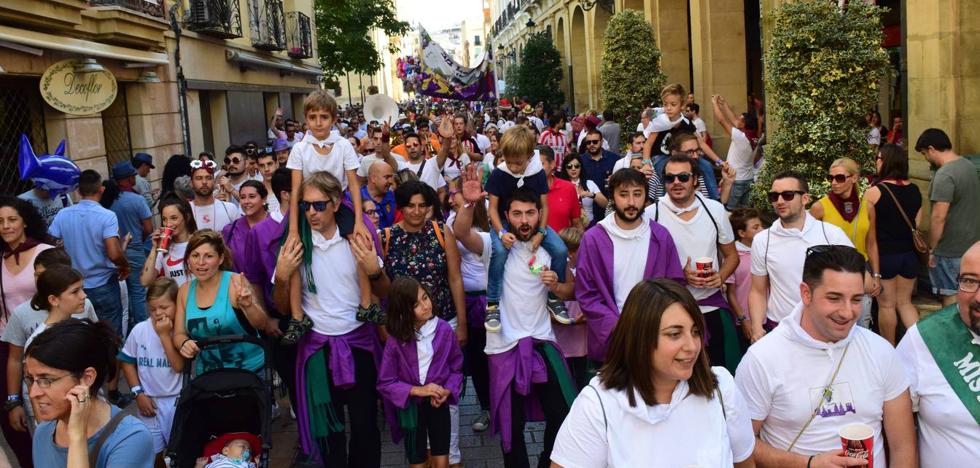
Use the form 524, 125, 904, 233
551, 279, 756, 468
141, 196, 197, 287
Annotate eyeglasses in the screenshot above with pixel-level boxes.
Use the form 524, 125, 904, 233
663, 172, 693, 184
24, 373, 74, 389
565, 163, 581, 169
958, 276, 980, 293
299, 200, 334, 212
190, 160, 217, 170
767, 190, 805, 202
364, 209, 379, 216
683, 148, 702, 156
585, 140, 602, 145
826, 174, 850, 183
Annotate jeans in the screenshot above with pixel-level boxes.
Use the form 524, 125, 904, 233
125, 247, 148, 330
84, 278, 124, 336
727, 179, 754, 210
654, 155, 719, 201
487, 224, 568, 304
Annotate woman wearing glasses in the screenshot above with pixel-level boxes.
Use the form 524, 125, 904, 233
27, 319, 153, 467
557, 154, 607, 226
809, 158, 880, 326
551, 280, 755, 468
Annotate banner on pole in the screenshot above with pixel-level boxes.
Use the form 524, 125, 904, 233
417, 28, 496, 101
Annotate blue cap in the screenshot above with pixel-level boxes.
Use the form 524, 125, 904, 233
132, 152, 155, 168
111, 161, 138, 180
272, 138, 290, 153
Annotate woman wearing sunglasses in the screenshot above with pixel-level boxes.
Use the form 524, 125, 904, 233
558, 154, 607, 226
809, 158, 879, 322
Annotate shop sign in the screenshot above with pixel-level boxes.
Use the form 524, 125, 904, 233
40, 59, 118, 115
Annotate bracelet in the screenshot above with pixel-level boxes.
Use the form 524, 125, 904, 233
367, 270, 383, 281
4, 399, 22, 411
807, 455, 815, 468
180, 338, 192, 349
6, 394, 20, 402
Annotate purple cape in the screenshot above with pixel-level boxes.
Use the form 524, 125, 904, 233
377, 318, 464, 443
574, 219, 685, 362
221, 216, 253, 273
242, 214, 285, 312
294, 324, 381, 455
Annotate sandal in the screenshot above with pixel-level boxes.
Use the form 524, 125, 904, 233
356, 303, 386, 324
281, 314, 313, 345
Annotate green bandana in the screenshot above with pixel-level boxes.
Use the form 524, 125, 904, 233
917, 304, 980, 425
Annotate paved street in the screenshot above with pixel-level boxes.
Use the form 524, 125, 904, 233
270, 379, 546, 467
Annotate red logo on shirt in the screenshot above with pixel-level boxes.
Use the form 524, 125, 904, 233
166, 257, 184, 267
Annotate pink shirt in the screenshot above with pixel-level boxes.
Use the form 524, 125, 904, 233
1, 244, 53, 332
553, 300, 587, 358
728, 243, 752, 319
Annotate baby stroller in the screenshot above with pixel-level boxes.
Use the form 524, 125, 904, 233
166, 335, 273, 468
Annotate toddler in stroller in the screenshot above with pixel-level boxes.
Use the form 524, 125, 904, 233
194, 432, 262, 468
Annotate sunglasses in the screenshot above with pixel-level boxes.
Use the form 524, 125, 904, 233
826, 174, 850, 183
663, 172, 693, 184
299, 200, 334, 212
585, 140, 602, 145
767, 190, 805, 202
190, 160, 217, 170
228, 157, 242, 164
565, 163, 581, 169
805, 244, 836, 258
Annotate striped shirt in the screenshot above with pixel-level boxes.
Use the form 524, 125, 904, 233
538, 128, 568, 167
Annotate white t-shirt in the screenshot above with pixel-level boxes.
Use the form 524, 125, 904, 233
727, 128, 756, 181
286, 132, 360, 190
552, 368, 754, 467
190, 200, 241, 232
577, 180, 603, 224
646, 195, 735, 311
895, 322, 980, 468
750, 214, 853, 323
120, 320, 182, 397
868, 127, 882, 146
403, 157, 447, 191
154, 241, 189, 286
458, 231, 490, 292
417, 318, 438, 384
692, 116, 707, 135
475, 133, 491, 154
299, 230, 366, 336
1, 300, 97, 348
265, 193, 280, 217
485, 242, 554, 355
735, 303, 909, 464
597, 215, 651, 312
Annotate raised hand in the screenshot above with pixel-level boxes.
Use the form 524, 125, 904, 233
460, 164, 486, 204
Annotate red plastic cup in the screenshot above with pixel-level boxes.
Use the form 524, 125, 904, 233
695, 257, 714, 278
839, 423, 873, 468
157, 227, 174, 254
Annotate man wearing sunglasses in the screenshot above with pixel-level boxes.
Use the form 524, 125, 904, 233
579, 129, 619, 222
748, 171, 852, 343
217, 145, 249, 207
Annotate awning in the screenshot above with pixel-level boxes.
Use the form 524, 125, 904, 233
225, 49, 322, 76
0, 25, 169, 64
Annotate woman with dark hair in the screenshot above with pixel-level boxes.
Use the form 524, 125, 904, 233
551, 279, 755, 468
556, 154, 606, 225
27, 319, 153, 467
141, 195, 198, 287
161, 154, 193, 199
221, 180, 268, 273
863, 144, 923, 345
172, 230, 270, 374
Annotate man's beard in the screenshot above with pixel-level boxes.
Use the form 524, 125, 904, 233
614, 203, 642, 223
513, 223, 534, 242
970, 301, 980, 335
194, 186, 212, 198
228, 169, 245, 178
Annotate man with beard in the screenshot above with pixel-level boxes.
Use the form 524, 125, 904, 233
644, 152, 741, 373
575, 168, 684, 363
189, 159, 241, 232
217, 145, 250, 206
896, 240, 980, 466
578, 129, 619, 221
453, 166, 576, 468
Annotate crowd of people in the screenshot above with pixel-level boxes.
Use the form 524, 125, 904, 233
0, 82, 977, 468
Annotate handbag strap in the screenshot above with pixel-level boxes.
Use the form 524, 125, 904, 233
588, 385, 608, 430
787, 342, 851, 452
89, 406, 131, 466
880, 183, 917, 232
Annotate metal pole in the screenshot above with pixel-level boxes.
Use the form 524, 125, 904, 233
169, 3, 191, 157
359, 75, 365, 106
346, 72, 353, 108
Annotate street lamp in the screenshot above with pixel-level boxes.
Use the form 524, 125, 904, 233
525, 18, 535, 28
578, 0, 614, 13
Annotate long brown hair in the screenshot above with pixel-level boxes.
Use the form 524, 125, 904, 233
385, 276, 431, 343
599, 279, 716, 407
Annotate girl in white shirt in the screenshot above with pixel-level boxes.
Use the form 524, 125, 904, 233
551, 279, 756, 468
142, 196, 197, 287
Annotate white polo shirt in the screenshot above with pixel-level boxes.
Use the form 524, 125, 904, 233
750, 213, 853, 323
735, 303, 908, 464
485, 242, 554, 355
286, 132, 360, 190
895, 322, 980, 468
552, 368, 754, 467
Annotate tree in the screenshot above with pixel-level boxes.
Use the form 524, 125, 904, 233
512, 32, 564, 110
755, 0, 889, 205
313, 0, 410, 84
600, 9, 666, 135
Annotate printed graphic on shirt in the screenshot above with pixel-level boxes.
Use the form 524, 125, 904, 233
134, 342, 173, 369
810, 382, 857, 418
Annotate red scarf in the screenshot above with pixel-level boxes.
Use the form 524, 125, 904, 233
2, 237, 40, 266
827, 189, 860, 223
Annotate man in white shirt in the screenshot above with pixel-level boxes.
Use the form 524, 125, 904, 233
644, 152, 741, 373
749, 171, 853, 342
189, 161, 241, 232
401, 132, 448, 192
896, 241, 980, 467
453, 168, 576, 468
216, 145, 250, 207
736, 245, 916, 468
712, 95, 756, 209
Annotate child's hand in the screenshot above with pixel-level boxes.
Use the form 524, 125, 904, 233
136, 393, 157, 417
274, 237, 303, 282
153, 314, 173, 336
530, 232, 543, 253
353, 219, 372, 245
501, 232, 517, 249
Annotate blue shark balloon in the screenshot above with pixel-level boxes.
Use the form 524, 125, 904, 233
18, 134, 79, 196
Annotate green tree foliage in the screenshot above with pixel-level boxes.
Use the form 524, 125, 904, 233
512, 32, 564, 110
600, 9, 665, 135
313, 0, 409, 81
756, 0, 889, 205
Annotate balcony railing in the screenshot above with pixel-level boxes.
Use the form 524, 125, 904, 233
90, 0, 165, 19
187, 0, 242, 39
249, 0, 286, 51
286, 11, 313, 59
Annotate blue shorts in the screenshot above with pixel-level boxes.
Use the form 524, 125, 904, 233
929, 255, 961, 296
880, 252, 920, 280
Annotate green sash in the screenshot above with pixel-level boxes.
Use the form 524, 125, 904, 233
917, 304, 980, 425
538, 342, 578, 408
305, 348, 344, 440
396, 403, 419, 459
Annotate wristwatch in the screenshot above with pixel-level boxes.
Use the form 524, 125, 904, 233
131, 385, 144, 395
537, 227, 547, 236
5, 395, 22, 411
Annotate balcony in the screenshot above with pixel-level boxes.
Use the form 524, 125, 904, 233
285, 11, 312, 59
89, 0, 165, 19
187, 0, 242, 39
248, 0, 285, 51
